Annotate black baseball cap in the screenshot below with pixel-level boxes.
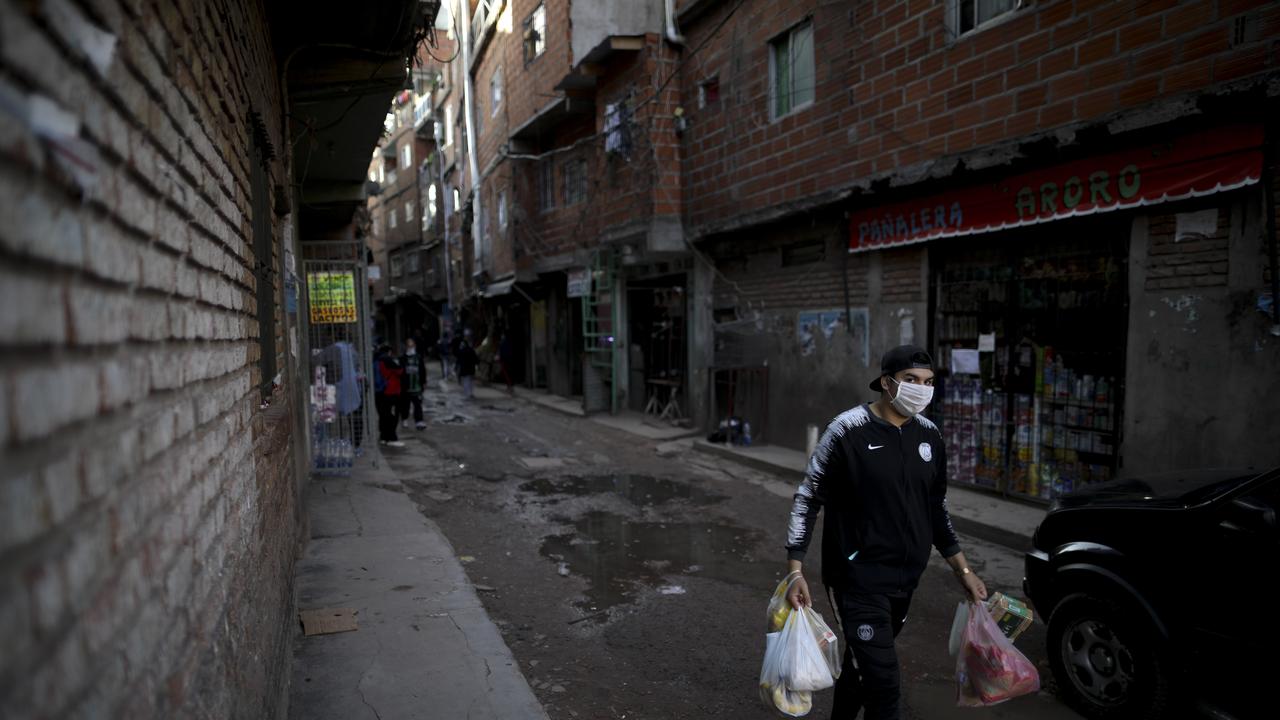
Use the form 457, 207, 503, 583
869, 345, 934, 391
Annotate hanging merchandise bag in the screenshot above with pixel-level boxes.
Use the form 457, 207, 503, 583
955, 601, 1041, 706
759, 575, 842, 716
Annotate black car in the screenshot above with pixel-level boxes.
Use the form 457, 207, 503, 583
1024, 466, 1279, 720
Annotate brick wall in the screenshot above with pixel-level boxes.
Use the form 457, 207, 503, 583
710, 223, 868, 312
678, 0, 1280, 236
1144, 200, 1233, 290
0, 0, 301, 717
881, 246, 926, 302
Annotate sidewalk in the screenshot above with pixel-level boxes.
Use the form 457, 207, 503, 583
691, 439, 1047, 551
289, 450, 548, 720
470, 382, 586, 417
473, 382, 698, 440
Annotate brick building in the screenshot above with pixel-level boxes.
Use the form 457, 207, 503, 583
677, 0, 1280, 500
412, 0, 1278, 498
414, 1, 698, 416
367, 56, 452, 351
0, 0, 427, 716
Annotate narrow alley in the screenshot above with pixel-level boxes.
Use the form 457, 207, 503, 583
292, 382, 1080, 720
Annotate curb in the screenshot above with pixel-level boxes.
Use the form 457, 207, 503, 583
691, 440, 1035, 554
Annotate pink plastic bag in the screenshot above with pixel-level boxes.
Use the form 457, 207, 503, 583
956, 601, 1040, 706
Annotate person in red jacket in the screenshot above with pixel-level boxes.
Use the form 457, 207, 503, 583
374, 344, 404, 447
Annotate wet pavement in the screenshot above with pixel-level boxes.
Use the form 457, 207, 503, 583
380, 387, 1084, 719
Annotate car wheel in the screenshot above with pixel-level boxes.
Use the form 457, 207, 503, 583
1046, 593, 1172, 720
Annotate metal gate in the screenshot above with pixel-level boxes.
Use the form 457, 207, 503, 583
301, 241, 373, 474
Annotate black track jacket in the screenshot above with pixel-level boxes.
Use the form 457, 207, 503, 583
786, 403, 961, 594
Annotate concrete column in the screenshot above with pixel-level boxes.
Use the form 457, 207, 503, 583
687, 261, 714, 430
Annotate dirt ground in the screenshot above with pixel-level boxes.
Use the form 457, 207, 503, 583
380, 389, 1082, 720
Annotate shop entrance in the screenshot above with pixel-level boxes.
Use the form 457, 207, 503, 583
930, 217, 1129, 502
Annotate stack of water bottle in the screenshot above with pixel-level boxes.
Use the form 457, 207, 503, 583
314, 438, 355, 470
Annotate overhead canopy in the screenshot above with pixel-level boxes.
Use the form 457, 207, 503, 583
849, 124, 1264, 253
269, 1, 433, 238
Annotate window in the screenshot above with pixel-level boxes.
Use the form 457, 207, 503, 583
604, 101, 630, 155
523, 4, 546, 63
498, 190, 507, 229
476, 98, 484, 136
490, 68, 503, 116
407, 249, 421, 274
401, 143, 412, 169
698, 76, 721, 109
452, 186, 461, 214
378, 162, 385, 184
390, 252, 403, 278
389, 208, 398, 229
770, 21, 815, 119
404, 200, 414, 224
538, 161, 555, 212
782, 239, 826, 267
956, 0, 1017, 35
563, 157, 586, 205
444, 106, 454, 146
428, 184, 438, 220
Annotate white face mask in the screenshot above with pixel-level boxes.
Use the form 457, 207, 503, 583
406, 347, 416, 356
888, 377, 934, 417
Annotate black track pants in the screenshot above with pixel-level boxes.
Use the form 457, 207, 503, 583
829, 590, 913, 720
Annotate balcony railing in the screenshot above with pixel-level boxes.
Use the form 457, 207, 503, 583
413, 95, 432, 134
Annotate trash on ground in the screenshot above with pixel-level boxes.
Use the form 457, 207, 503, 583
459, 555, 476, 563
557, 562, 570, 576
300, 608, 359, 636
657, 585, 686, 595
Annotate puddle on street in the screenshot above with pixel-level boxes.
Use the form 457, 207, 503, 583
541, 510, 762, 613
518, 474, 725, 506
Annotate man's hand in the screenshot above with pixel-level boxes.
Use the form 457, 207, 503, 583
958, 569, 988, 603
944, 551, 988, 603
786, 573, 812, 609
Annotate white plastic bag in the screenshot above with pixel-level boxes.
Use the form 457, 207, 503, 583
948, 601, 969, 657
759, 575, 841, 716
777, 609, 837, 692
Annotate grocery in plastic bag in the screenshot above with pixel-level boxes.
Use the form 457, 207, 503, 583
759, 575, 841, 716
955, 600, 1040, 706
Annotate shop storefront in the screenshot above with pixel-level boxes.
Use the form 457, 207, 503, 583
932, 220, 1128, 500
849, 124, 1266, 502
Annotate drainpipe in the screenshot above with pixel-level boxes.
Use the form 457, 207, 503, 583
434, 120, 454, 319
458, 0, 484, 274
663, 0, 687, 45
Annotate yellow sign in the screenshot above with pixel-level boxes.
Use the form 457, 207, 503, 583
307, 271, 357, 324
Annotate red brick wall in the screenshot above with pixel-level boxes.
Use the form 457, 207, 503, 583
1144, 201, 1233, 290
710, 224, 869, 311
679, 0, 1280, 235
0, 0, 301, 717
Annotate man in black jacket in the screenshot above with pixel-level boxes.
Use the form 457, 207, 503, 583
784, 345, 987, 720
